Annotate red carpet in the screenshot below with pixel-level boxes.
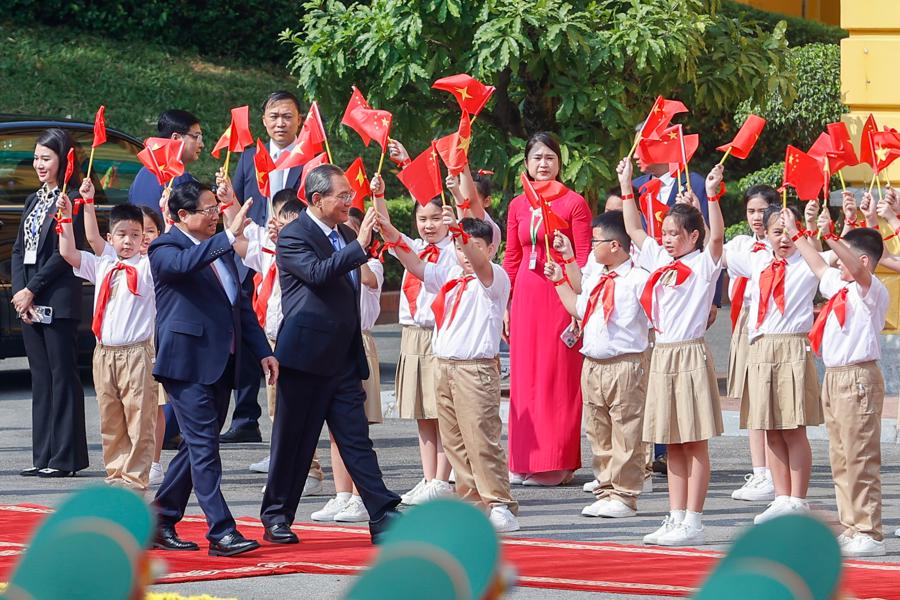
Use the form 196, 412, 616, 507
1, 505, 899, 598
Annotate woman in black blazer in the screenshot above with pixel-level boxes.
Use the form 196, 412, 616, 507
10, 128, 88, 477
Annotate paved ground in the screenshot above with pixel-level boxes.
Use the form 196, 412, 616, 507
2, 321, 900, 599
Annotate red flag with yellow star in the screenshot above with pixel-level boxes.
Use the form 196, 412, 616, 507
434, 112, 472, 175
397, 142, 443, 206
639, 96, 688, 140
296, 152, 330, 204
211, 105, 254, 158
253, 139, 276, 198
716, 114, 765, 160
825, 122, 859, 171
783, 145, 823, 200
341, 86, 392, 150
346, 157, 370, 212
139, 138, 185, 185
275, 103, 328, 171
521, 173, 567, 235
638, 178, 668, 243
859, 114, 880, 171
432, 74, 495, 117
871, 130, 900, 173
638, 125, 685, 165
667, 133, 699, 176
92, 105, 107, 148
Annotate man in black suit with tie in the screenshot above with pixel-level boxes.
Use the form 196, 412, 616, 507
220, 90, 305, 445
149, 181, 279, 557
261, 164, 400, 545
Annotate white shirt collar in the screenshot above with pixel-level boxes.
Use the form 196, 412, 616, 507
657, 172, 675, 186
270, 139, 295, 159
179, 226, 202, 246
306, 208, 338, 238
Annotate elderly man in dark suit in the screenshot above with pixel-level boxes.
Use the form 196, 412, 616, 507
260, 164, 400, 545
149, 181, 278, 557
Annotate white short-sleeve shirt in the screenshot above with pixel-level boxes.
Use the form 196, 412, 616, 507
724, 234, 769, 305
576, 261, 650, 359
360, 258, 384, 332
818, 268, 888, 368
395, 234, 458, 328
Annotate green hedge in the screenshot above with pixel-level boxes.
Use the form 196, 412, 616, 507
720, 1, 846, 46
4, 1, 300, 64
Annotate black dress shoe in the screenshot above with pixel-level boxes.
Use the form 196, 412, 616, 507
369, 508, 401, 545
220, 426, 262, 444
162, 433, 183, 450
20, 467, 41, 477
209, 532, 260, 557
154, 527, 199, 551
264, 524, 299, 544
37, 468, 75, 478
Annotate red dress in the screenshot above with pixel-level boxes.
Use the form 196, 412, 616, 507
502, 189, 592, 473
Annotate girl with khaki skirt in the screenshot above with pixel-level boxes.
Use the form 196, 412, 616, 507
621, 159, 726, 547
724, 204, 822, 526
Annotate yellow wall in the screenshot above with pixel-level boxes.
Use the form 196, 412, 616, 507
731, 0, 841, 26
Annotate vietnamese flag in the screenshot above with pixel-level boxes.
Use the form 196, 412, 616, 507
859, 114, 880, 171
638, 178, 668, 243
296, 152, 330, 204
397, 142, 443, 206
63, 147, 76, 188
639, 96, 689, 140
638, 125, 685, 165
716, 114, 766, 160
435, 112, 472, 175
783, 145, 823, 200
825, 122, 859, 172
139, 138, 184, 185
521, 173, 567, 236
211, 105, 254, 159
871, 130, 900, 173
253, 139, 276, 198
92, 105, 107, 148
275, 104, 328, 171
346, 157, 370, 212
532, 179, 570, 202
432, 74, 496, 117
341, 86, 392, 150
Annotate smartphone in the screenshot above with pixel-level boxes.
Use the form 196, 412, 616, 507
33, 305, 53, 325
560, 321, 580, 348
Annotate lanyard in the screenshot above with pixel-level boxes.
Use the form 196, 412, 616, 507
529, 208, 542, 248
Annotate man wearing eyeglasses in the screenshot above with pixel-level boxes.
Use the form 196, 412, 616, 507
129, 109, 204, 214
260, 164, 401, 546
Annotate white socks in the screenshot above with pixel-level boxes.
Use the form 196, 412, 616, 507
683, 511, 703, 529
336, 492, 352, 502
753, 466, 770, 478
670, 509, 686, 524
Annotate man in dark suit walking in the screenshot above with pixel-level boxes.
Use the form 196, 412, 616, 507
260, 164, 400, 545
149, 181, 278, 557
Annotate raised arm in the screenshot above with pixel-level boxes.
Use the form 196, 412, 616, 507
618, 157, 648, 249
543, 261, 578, 318
444, 206, 493, 287
840, 191, 858, 237
782, 207, 829, 280
55, 195, 81, 269
704, 164, 725, 262
552, 230, 583, 294
78, 179, 104, 255
374, 210, 426, 281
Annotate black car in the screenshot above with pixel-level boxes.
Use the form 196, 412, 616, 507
0, 115, 145, 362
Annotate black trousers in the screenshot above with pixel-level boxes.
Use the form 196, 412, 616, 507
261, 365, 400, 527
228, 276, 262, 431
21, 318, 88, 472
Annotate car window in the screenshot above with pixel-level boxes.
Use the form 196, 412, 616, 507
0, 128, 142, 206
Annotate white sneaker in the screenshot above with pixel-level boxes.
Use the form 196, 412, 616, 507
508, 471, 525, 485
583, 479, 601, 493
312, 496, 351, 522
732, 473, 775, 502
400, 478, 428, 505
303, 476, 324, 496
644, 516, 680, 545
895, 527, 900, 538
449, 468, 456, 483
837, 533, 854, 548
657, 521, 705, 547
581, 498, 636, 518
842, 534, 886, 558
249, 456, 270, 473
753, 496, 807, 524
149, 462, 164, 486
334, 496, 369, 522
489, 506, 520, 533
409, 479, 454, 505
642, 477, 653, 493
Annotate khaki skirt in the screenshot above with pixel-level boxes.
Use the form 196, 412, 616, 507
746, 333, 822, 430
394, 325, 439, 419
644, 338, 724, 444
727, 307, 750, 422
362, 330, 383, 424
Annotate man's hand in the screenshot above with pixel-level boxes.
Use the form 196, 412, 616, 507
261, 356, 279, 386
356, 207, 377, 248
228, 198, 253, 238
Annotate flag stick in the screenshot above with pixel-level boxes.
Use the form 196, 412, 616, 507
377, 149, 386, 175
782, 187, 787, 209
86, 147, 96, 180
868, 170, 878, 194
678, 125, 692, 194
877, 173, 884, 201
223, 149, 231, 177
838, 170, 846, 192
323, 137, 334, 164
627, 135, 640, 159
676, 166, 682, 195
717, 146, 732, 166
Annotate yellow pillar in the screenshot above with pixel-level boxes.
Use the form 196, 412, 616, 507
730, 0, 841, 26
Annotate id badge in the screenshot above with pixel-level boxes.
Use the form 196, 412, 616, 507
24, 249, 37, 265
528, 248, 538, 270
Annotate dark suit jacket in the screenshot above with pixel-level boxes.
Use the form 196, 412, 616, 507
128, 168, 197, 216
149, 226, 272, 386
11, 191, 85, 320
232, 144, 302, 226
275, 211, 368, 379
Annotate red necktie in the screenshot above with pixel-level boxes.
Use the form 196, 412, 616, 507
729, 242, 768, 329
582, 271, 618, 327
402, 244, 440, 318
757, 258, 787, 324
639, 261, 693, 328
92, 262, 139, 342
808, 287, 848, 355
252, 248, 278, 328
431, 275, 475, 330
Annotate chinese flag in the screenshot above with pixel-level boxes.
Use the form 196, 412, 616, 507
716, 114, 765, 160
871, 130, 900, 173
668, 133, 699, 177
397, 142, 443, 206
92, 105, 107, 148
253, 139, 276, 198
432, 74, 496, 117
296, 152, 330, 204
639, 96, 689, 140
859, 114, 880, 170
638, 178, 668, 243
341, 86, 392, 150
825, 122, 859, 171
435, 112, 472, 175
211, 105, 254, 158
275, 104, 328, 171
638, 126, 685, 165
63, 147, 76, 187
783, 145, 823, 200
521, 173, 567, 235
346, 157, 370, 212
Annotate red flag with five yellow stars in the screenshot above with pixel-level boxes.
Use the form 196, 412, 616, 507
253, 139, 276, 198
296, 152, 330, 204
638, 178, 668, 243
434, 112, 472, 175
667, 133, 699, 176
637, 125, 685, 165
346, 157, 371, 212
92, 105, 107, 148
639, 96, 689, 140
432, 74, 495, 117
275, 103, 328, 171
341, 86, 392, 150
716, 114, 765, 160
397, 142, 443, 206
211, 105, 254, 158
783, 145, 823, 200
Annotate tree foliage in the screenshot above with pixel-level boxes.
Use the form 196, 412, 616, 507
282, 0, 792, 202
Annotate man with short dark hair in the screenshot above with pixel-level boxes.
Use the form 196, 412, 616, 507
260, 165, 400, 545
129, 109, 204, 213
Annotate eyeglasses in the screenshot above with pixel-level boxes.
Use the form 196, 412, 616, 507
327, 192, 355, 204
591, 238, 615, 246
189, 204, 219, 217
183, 132, 203, 141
